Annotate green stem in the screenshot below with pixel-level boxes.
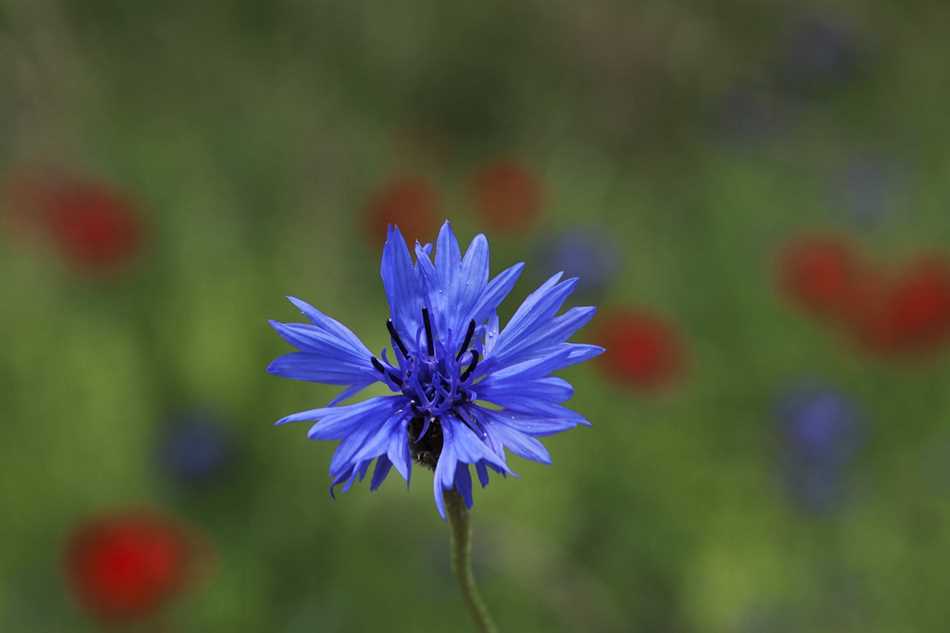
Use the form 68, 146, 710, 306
445, 490, 499, 633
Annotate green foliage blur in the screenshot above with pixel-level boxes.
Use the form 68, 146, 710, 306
2, 2, 950, 632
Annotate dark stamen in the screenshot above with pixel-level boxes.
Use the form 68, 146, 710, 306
460, 350, 480, 382
421, 307, 434, 356
408, 415, 443, 469
457, 319, 476, 361
386, 319, 409, 356
371, 356, 403, 386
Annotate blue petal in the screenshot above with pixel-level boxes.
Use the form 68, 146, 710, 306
269, 320, 371, 363
370, 456, 393, 491
327, 408, 408, 479
480, 347, 576, 384
341, 461, 370, 494
473, 408, 581, 437
414, 243, 445, 334
329, 421, 382, 478
475, 462, 490, 488
387, 421, 412, 485
482, 313, 501, 357
357, 460, 372, 481
491, 273, 576, 355
461, 263, 525, 335
267, 352, 376, 385
561, 343, 606, 366
477, 400, 591, 428
329, 465, 354, 499
476, 377, 574, 404
435, 221, 462, 289
351, 410, 412, 465
433, 430, 459, 519
423, 225, 494, 351
285, 297, 374, 356
381, 225, 424, 345
455, 463, 474, 509
480, 410, 553, 464
480, 343, 605, 384
484, 306, 597, 370
453, 234, 490, 331
274, 396, 403, 437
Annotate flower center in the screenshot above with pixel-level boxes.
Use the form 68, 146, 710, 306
371, 309, 484, 467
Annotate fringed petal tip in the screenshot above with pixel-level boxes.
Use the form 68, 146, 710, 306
286, 295, 310, 314
274, 410, 318, 426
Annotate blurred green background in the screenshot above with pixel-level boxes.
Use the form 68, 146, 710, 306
2, 1, 950, 632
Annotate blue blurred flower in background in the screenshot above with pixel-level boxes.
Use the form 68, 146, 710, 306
268, 221, 603, 517
532, 230, 618, 302
833, 154, 904, 230
776, 14, 867, 98
776, 384, 863, 514
157, 411, 232, 486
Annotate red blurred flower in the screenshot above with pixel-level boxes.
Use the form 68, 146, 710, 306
363, 176, 440, 247
64, 511, 204, 623
595, 309, 685, 390
851, 257, 950, 356
777, 235, 866, 322
470, 159, 542, 233
777, 233, 950, 358
4, 170, 143, 274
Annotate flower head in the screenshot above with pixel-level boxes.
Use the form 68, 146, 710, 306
64, 510, 206, 623
776, 234, 867, 323
533, 229, 619, 302
268, 221, 602, 517
595, 308, 685, 391
851, 255, 950, 357
5, 169, 143, 274
776, 14, 866, 98
776, 383, 862, 513
156, 410, 233, 486
834, 155, 904, 230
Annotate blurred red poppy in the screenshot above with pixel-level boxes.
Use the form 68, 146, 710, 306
777, 235, 865, 323
470, 159, 542, 233
4, 170, 143, 274
595, 309, 685, 390
851, 257, 950, 356
64, 511, 204, 623
363, 176, 440, 247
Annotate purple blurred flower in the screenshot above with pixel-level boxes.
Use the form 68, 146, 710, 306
158, 411, 232, 485
533, 230, 618, 301
834, 155, 904, 230
777, 384, 862, 513
776, 15, 867, 97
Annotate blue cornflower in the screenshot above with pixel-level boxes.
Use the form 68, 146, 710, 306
268, 221, 603, 517
533, 230, 618, 302
835, 154, 904, 230
157, 410, 232, 486
776, 14, 866, 98
776, 383, 862, 514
